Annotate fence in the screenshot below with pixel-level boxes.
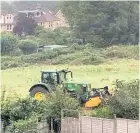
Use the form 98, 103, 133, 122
61, 116, 140, 133
2, 116, 140, 133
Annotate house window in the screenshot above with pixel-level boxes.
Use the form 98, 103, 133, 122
49, 22, 51, 27
7, 15, 9, 19
51, 22, 53, 27
9, 15, 11, 19
40, 22, 44, 26
7, 25, 12, 31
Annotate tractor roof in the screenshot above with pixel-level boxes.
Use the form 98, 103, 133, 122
40, 70, 61, 73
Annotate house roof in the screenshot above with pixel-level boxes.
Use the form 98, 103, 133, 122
34, 11, 60, 22
18, 9, 60, 22
18, 9, 41, 13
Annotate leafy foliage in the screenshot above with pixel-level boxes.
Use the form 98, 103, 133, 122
13, 13, 37, 36
107, 79, 139, 119
1, 89, 79, 132
61, 1, 139, 45
1, 32, 19, 55
9, 115, 38, 133
19, 39, 38, 54
1, 45, 138, 70
40, 89, 79, 121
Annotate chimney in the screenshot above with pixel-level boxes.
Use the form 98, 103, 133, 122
36, 3, 41, 10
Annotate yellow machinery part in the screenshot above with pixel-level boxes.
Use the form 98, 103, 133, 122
34, 92, 46, 101
84, 97, 101, 108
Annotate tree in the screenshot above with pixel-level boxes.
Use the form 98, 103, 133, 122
1, 32, 19, 55
13, 13, 37, 36
1, 1, 17, 12
60, 1, 139, 45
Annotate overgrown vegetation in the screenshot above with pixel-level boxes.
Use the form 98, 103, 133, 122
1, 89, 79, 132
1, 32, 19, 55
107, 79, 139, 119
1, 80, 138, 132
1, 1, 139, 132
61, 1, 139, 45
1, 45, 138, 70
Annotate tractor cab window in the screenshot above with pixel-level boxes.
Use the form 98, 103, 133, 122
51, 73, 57, 82
42, 73, 49, 83
42, 72, 57, 84
59, 72, 65, 83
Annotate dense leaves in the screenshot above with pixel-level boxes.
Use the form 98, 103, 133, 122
1, 32, 19, 55
107, 80, 139, 119
13, 13, 37, 36
1, 89, 79, 132
19, 39, 38, 54
61, 1, 139, 45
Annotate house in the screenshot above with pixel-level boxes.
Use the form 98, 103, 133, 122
17, 6, 69, 30
0, 10, 15, 32
0, 6, 69, 32
55, 10, 69, 28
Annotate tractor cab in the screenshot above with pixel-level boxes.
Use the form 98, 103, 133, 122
41, 69, 73, 85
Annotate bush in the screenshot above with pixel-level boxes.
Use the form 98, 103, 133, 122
1, 89, 79, 132
10, 48, 23, 56
40, 89, 80, 121
104, 45, 139, 59
9, 115, 38, 133
1, 32, 19, 55
19, 39, 38, 54
107, 79, 139, 119
1, 45, 139, 69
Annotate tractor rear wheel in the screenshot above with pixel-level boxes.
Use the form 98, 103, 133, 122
30, 86, 48, 101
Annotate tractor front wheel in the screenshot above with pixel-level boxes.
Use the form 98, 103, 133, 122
30, 86, 48, 101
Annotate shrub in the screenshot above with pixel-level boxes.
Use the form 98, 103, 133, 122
10, 48, 23, 56
9, 115, 38, 133
93, 106, 113, 118
104, 45, 139, 59
19, 39, 38, 54
1, 89, 79, 132
40, 89, 80, 121
107, 79, 139, 119
1, 32, 19, 55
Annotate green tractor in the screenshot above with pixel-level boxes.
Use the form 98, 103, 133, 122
29, 69, 110, 108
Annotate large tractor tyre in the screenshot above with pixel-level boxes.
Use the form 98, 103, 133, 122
30, 86, 48, 101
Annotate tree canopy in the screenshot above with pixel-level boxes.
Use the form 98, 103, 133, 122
13, 13, 37, 36
61, 1, 139, 45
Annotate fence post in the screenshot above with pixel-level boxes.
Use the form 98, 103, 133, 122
102, 119, 103, 133
113, 114, 117, 133
79, 111, 81, 133
91, 118, 92, 133
127, 119, 128, 133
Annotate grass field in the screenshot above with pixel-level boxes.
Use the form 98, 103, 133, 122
2, 58, 138, 98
